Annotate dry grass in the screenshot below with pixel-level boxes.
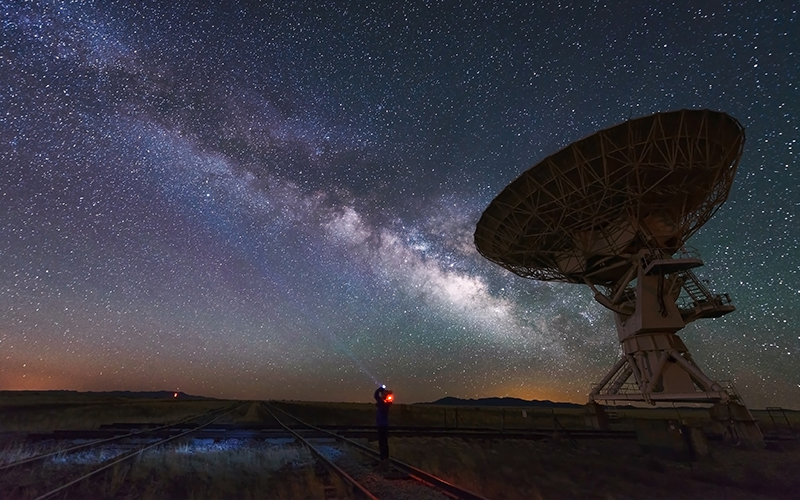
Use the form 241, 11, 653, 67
6, 393, 795, 435
4, 394, 799, 499
384, 436, 800, 500
100, 440, 329, 500
273, 401, 589, 430
273, 400, 800, 436
0, 439, 346, 500
0, 393, 231, 432
0, 441, 57, 466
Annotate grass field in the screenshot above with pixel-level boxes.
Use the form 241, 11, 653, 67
272, 400, 800, 435
1, 392, 799, 499
0, 391, 230, 432
385, 436, 800, 500
0, 438, 339, 500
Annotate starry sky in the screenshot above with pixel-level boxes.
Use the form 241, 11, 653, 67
1, 1, 798, 408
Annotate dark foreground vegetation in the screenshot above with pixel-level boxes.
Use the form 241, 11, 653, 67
1, 392, 798, 499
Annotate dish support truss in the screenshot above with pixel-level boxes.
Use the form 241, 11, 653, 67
473, 110, 762, 445
585, 247, 735, 404
584, 248, 763, 447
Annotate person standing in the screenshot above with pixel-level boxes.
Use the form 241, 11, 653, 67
374, 385, 393, 471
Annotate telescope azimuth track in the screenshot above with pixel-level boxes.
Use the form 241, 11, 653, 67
475, 110, 762, 445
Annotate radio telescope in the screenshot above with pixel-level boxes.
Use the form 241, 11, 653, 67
475, 109, 750, 410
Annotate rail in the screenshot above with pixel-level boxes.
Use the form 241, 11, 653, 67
265, 401, 493, 500
0, 402, 236, 471
27, 402, 245, 500
263, 404, 380, 500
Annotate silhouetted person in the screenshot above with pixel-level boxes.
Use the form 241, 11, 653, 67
374, 385, 393, 471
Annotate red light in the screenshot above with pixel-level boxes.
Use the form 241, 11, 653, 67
386, 395, 393, 402
173, 392, 178, 398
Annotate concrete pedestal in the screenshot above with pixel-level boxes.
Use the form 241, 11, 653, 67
584, 402, 610, 430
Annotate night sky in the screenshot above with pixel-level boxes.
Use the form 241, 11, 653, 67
1, 1, 798, 408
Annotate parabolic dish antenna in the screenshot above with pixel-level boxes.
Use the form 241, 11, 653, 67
475, 109, 742, 286
475, 110, 759, 426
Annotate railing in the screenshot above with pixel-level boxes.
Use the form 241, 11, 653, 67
675, 269, 734, 314
594, 380, 641, 396
718, 380, 744, 403
674, 246, 702, 260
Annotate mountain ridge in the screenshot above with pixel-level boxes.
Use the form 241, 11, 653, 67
417, 396, 583, 408
0, 390, 211, 400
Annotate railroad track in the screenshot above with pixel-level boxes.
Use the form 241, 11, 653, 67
23, 422, 789, 445
1, 402, 245, 500
22, 423, 639, 442
263, 401, 492, 500
3, 400, 777, 499
0, 402, 239, 472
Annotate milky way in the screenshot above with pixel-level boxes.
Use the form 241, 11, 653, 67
1, 1, 798, 407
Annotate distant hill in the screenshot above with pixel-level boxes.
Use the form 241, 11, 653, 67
84, 390, 211, 400
418, 396, 583, 409
0, 390, 211, 400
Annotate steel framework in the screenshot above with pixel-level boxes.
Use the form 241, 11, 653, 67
475, 109, 750, 407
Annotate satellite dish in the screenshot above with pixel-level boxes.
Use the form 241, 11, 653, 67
475, 109, 743, 286
475, 109, 748, 406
